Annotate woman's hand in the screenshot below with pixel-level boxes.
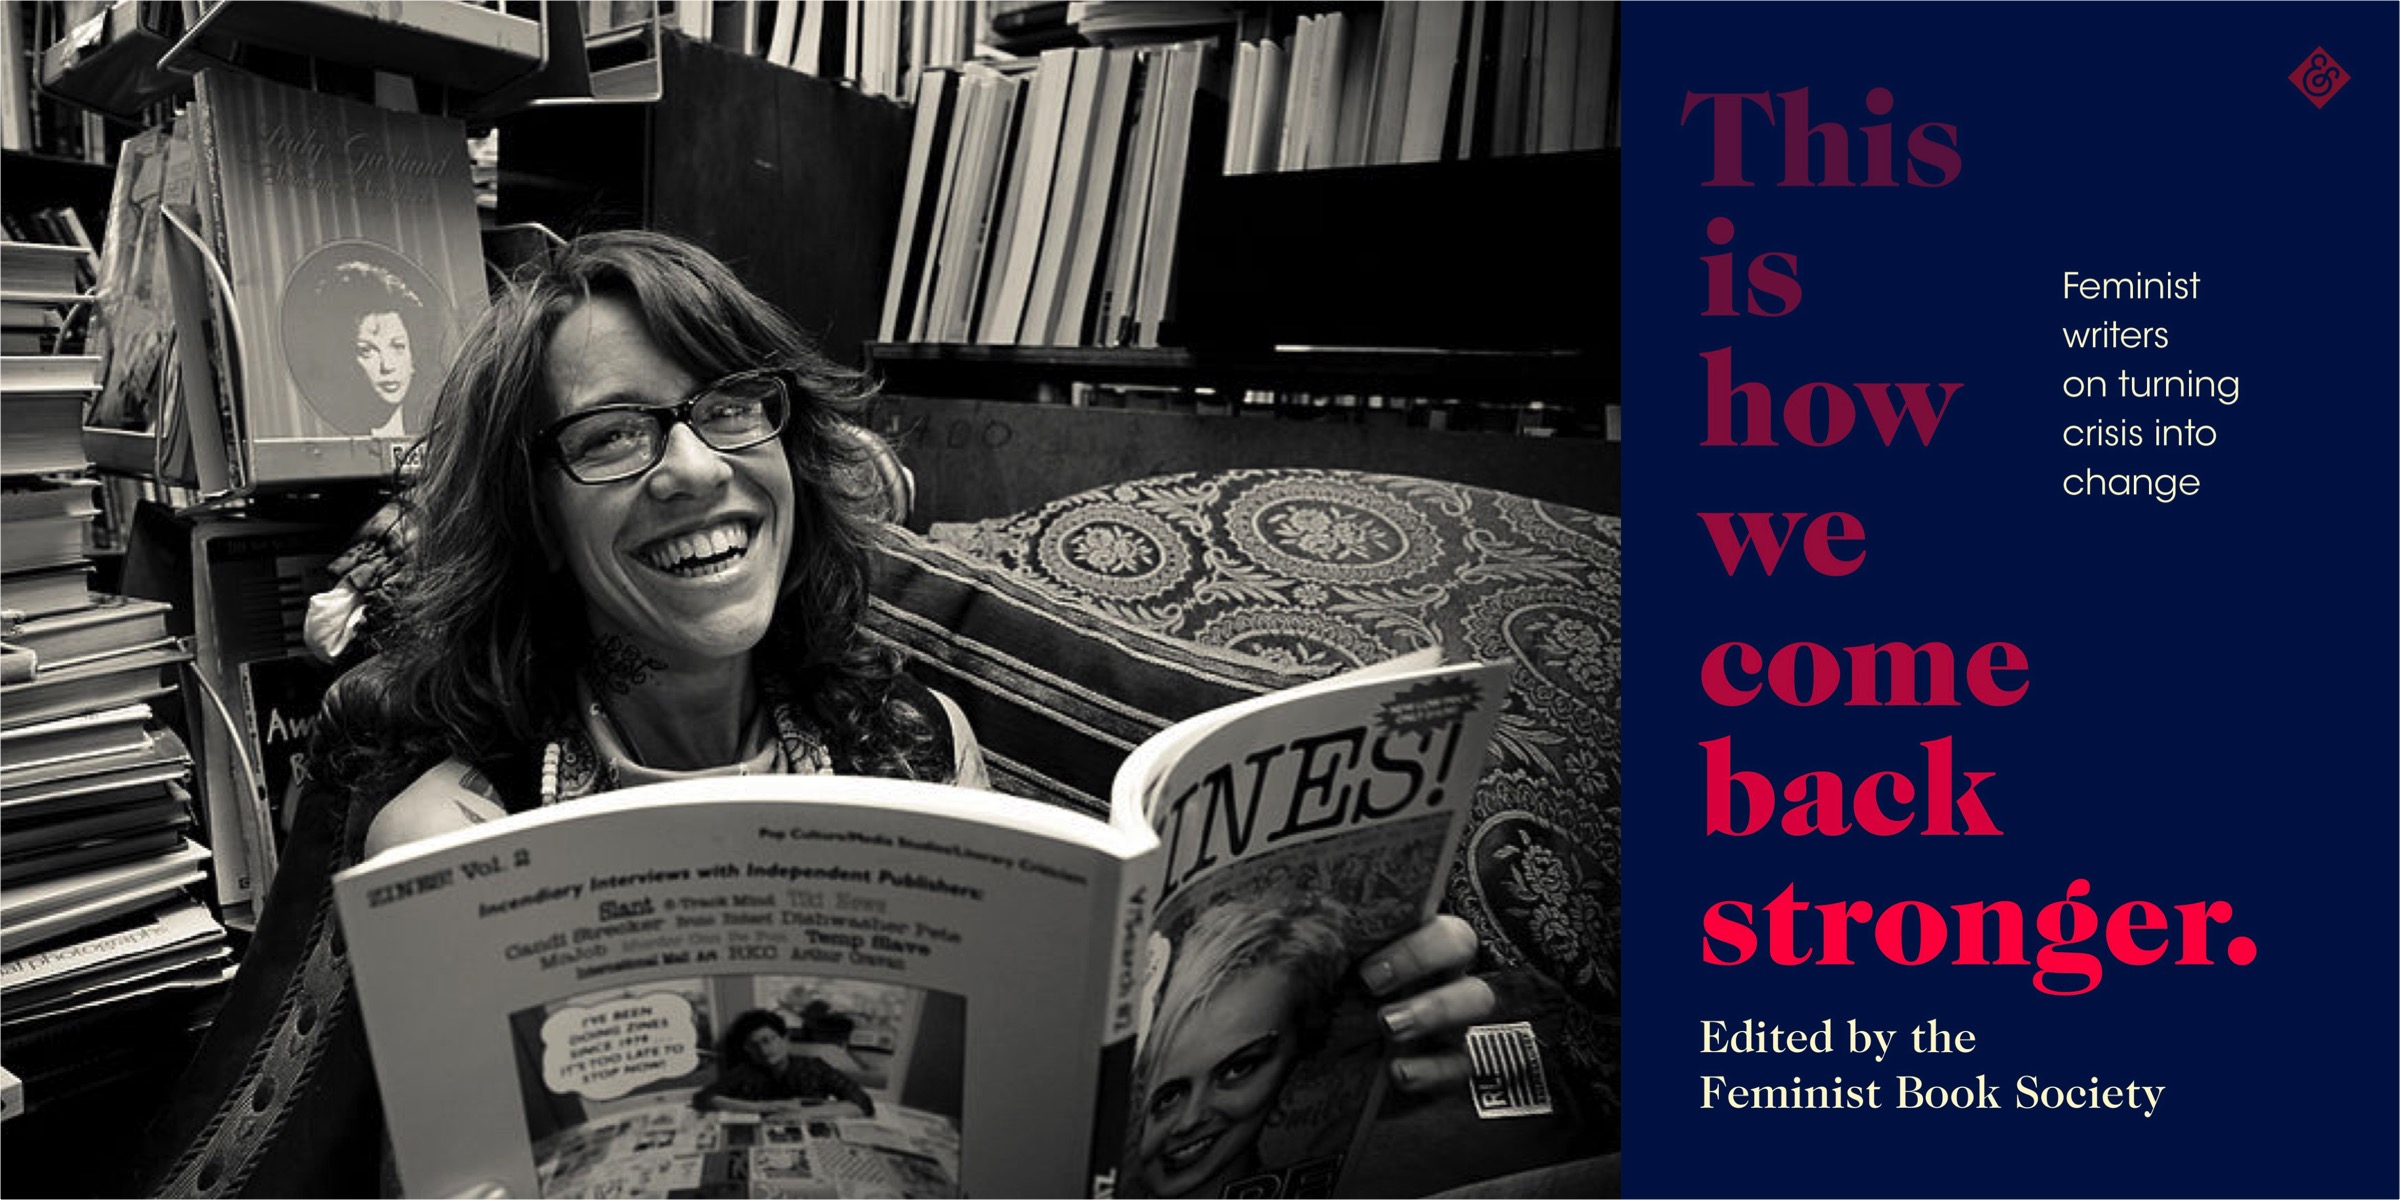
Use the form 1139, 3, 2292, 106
1355, 914, 1496, 1093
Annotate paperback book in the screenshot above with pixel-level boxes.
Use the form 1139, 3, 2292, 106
336, 655, 1510, 1199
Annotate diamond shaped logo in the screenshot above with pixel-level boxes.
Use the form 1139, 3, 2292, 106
2289, 47, 2349, 108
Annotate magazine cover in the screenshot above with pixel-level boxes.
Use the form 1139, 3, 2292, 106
1112, 658, 1512, 1199
188, 67, 486, 484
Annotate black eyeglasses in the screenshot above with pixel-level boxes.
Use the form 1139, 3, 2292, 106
535, 368, 792, 485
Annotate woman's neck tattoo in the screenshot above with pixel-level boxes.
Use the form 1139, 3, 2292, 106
589, 634, 668, 697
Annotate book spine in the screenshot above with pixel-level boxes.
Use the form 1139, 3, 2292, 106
156, 208, 235, 498
187, 75, 249, 494
881, 68, 955, 341
1084, 845, 1158, 1199
0, 902, 217, 991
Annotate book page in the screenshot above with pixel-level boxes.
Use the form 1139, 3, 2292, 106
335, 775, 1155, 1199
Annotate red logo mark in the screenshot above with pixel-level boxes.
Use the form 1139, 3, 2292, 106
2289, 47, 2348, 108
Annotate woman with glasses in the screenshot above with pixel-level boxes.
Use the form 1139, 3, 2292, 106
328, 229, 1488, 1105
339, 229, 984, 855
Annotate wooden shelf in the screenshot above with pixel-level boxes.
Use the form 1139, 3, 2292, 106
865, 342, 1611, 406
159, 0, 548, 97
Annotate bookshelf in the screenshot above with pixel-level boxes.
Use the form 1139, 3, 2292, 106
0, 149, 112, 264
32, 0, 190, 123
0, 6, 536, 1180
866, 3, 1622, 522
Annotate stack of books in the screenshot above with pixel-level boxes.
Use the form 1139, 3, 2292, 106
0, 613, 223, 1097
0, 705, 222, 996
1, 327, 226, 1108
0, 221, 93, 356
2, 352, 105, 623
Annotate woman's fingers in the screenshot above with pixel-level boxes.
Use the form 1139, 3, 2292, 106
1376, 973, 1498, 1042
1375, 971, 1498, 1095
1358, 914, 1480, 997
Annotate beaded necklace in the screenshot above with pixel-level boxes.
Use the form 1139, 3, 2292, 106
538, 671, 833, 806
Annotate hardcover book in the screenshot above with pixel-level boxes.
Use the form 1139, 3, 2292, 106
335, 655, 1510, 1199
1, 596, 172, 673
0, 562, 96, 620
185, 68, 487, 486
0, 898, 229, 1024
0, 640, 186, 732
0, 703, 157, 777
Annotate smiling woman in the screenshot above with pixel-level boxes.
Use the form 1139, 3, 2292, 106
328, 230, 992, 858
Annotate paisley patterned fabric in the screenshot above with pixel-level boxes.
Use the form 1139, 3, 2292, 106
928, 468, 1621, 1127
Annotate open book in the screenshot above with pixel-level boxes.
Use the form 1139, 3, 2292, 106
333, 652, 1509, 1199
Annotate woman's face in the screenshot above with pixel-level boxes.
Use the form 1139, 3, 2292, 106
537, 295, 795, 668
743, 1024, 791, 1069
1136, 968, 1306, 1198
354, 310, 414, 402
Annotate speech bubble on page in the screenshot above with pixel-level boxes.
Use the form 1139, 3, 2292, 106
539, 993, 701, 1101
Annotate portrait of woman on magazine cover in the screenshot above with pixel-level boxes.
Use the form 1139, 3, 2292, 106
281, 239, 450, 437
1128, 889, 1361, 1199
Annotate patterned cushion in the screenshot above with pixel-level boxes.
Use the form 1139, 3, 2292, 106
864, 530, 1316, 819
923, 468, 1621, 1127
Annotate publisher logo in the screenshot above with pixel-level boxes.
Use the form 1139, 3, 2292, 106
2289, 47, 2348, 108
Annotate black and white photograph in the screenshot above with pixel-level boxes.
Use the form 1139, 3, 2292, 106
0, 2, 1619, 1196
510, 974, 965, 1199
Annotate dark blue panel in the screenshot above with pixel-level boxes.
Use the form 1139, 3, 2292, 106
1621, 4, 2397, 1195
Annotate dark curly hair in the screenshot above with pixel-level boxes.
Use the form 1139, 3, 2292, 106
719, 1008, 793, 1066
318, 230, 943, 809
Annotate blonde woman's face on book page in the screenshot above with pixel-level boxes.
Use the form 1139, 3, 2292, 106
1138, 968, 1304, 1197
538, 296, 795, 668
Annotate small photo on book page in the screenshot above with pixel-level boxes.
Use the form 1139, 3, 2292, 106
513, 971, 965, 1199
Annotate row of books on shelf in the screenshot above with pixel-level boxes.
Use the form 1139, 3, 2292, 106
985, 2, 1244, 54
2, 0, 114, 161
881, 37, 1222, 350
663, 0, 1231, 97
1230, 0, 1617, 176
661, 0, 986, 100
